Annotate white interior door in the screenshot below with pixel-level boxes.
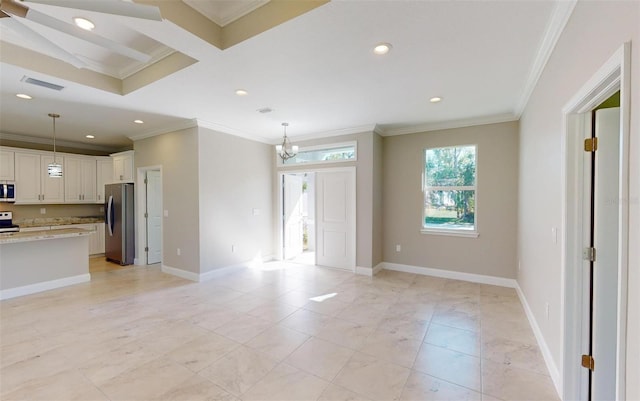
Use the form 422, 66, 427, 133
591, 107, 620, 400
283, 174, 304, 260
316, 169, 355, 270
146, 170, 162, 265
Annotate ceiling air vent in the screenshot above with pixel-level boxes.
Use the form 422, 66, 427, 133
21, 76, 65, 91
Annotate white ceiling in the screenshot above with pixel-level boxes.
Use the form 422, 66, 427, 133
0, 0, 563, 152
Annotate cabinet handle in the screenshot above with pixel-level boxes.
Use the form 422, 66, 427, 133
79, 195, 82, 200
41, 194, 44, 201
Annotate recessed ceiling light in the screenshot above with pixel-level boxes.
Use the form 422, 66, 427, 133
73, 17, 95, 31
16, 93, 32, 99
85, 134, 95, 139
373, 43, 392, 55
430, 97, 442, 103
235, 89, 248, 96
134, 119, 144, 124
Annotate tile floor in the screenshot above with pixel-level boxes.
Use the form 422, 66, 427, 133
0, 260, 559, 401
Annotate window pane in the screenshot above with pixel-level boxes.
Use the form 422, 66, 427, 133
424, 190, 475, 230
283, 144, 356, 165
425, 146, 476, 187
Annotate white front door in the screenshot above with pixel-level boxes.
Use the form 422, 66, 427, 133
146, 170, 162, 265
316, 169, 355, 270
283, 174, 304, 260
590, 107, 620, 400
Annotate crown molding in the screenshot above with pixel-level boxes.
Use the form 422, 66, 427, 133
378, 113, 518, 137
119, 46, 177, 80
279, 124, 378, 145
195, 119, 272, 144
127, 119, 199, 141
514, 0, 577, 117
0, 132, 122, 153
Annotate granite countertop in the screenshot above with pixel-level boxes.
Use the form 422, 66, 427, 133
0, 228, 94, 244
15, 216, 105, 228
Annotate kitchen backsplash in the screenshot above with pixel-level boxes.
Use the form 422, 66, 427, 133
0, 203, 104, 220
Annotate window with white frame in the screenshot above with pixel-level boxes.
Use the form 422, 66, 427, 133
423, 145, 477, 235
280, 141, 357, 166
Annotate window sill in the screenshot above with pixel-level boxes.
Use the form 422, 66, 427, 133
420, 229, 479, 238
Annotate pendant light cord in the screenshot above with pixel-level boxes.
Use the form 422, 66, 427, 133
48, 113, 60, 163
52, 115, 56, 163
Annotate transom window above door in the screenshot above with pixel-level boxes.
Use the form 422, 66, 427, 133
279, 141, 357, 166
422, 144, 478, 237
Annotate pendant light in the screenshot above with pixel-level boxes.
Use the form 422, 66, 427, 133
275, 122, 298, 161
47, 113, 62, 178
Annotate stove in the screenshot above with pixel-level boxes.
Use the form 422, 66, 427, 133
0, 211, 20, 233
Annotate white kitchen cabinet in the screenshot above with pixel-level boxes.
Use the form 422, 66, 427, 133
15, 151, 65, 203
52, 223, 103, 255
96, 157, 113, 203
65, 156, 97, 203
0, 150, 15, 180
95, 223, 105, 254
111, 151, 134, 183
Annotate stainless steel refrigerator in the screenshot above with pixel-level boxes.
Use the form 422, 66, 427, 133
105, 183, 135, 265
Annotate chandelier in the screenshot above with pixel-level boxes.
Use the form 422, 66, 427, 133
275, 122, 298, 161
47, 113, 62, 178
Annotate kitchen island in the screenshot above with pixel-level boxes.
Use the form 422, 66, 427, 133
0, 228, 93, 300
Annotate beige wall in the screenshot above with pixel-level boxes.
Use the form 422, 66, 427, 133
518, 1, 639, 397
4, 203, 102, 220
277, 131, 377, 269
134, 127, 201, 274
197, 127, 274, 272
382, 121, 519, 278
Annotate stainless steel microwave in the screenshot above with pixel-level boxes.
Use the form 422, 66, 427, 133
0, 181, 16, 202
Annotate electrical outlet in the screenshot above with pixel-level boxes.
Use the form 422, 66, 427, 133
40, 208, 46, 214
177, 248, 181, 256
99, 206, 104, 212
164, 210, 169, 217
252, 208, 260, 216
395, 244, 401, 252
551, 227, 557, 244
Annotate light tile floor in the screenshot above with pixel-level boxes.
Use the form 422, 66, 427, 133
0, 260, 559, 401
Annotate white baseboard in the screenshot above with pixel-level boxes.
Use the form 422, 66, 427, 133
515, 283, 561, 396
161, 264, 200, 282
199, 264, 247, 282
355, 263, 384, 277
373, 262, 384, 275
355, 266, 372, 276
381, 262, 517, 288
162, 263, 248, 282
0, 274, 91, 300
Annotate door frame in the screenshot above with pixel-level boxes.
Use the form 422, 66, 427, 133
277, 166, 356, 271
283, 173, 305, 260
560, 43, 630, 400
136, 165, 163, 266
